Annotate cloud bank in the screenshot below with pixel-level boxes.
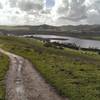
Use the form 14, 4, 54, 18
0, 0, 100, 25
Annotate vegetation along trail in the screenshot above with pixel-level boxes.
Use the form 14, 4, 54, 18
0, 48, 67, 100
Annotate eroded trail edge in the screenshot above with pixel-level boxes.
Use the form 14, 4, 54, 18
0, 48, 68, 100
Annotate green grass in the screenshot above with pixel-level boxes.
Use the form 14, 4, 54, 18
0, 36, 100, 100
0, 26, 30, 31
0, 53, 9, 100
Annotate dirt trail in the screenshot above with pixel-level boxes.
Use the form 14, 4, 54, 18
0, 48, 68, 100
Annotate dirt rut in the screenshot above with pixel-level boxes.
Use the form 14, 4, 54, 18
0, 48, 68, 100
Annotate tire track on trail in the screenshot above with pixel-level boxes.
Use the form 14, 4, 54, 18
0, 48, 68, 100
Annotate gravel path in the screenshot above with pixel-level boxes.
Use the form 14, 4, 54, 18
0, 48, 68, 100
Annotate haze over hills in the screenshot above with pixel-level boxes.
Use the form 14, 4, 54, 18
0, 25, 100, 37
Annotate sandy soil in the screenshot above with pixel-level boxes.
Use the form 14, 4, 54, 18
0, 48, 68, 100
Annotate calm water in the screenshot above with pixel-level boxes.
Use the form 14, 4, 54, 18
33, 35, 100, 49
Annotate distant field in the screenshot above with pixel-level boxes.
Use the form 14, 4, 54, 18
0, 53, 9, 100
0, 36, 100, 100
0, 26, 30, 31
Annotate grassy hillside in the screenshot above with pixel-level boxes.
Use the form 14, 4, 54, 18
0, 36, 100, 100
0, 53, 9, 100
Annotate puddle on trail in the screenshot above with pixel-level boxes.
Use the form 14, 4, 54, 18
15, 59, 27, 100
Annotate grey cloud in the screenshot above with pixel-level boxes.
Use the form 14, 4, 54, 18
9, 0, 17, 7
56, 0, 69, 15
67, 0, 87, 21
87, 13, 100, 24
9, 0, 43, 12
54, 0, 87, 22
41, 9, 51, 14
86, 0, 100, 24
59, 15, 87, 22
0, 3, 3, 9
92, 0, 100, 13
2, 0, 44, 25
18, 0, 43, 11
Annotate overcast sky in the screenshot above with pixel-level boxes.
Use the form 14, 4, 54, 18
0, 0, 100, 26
